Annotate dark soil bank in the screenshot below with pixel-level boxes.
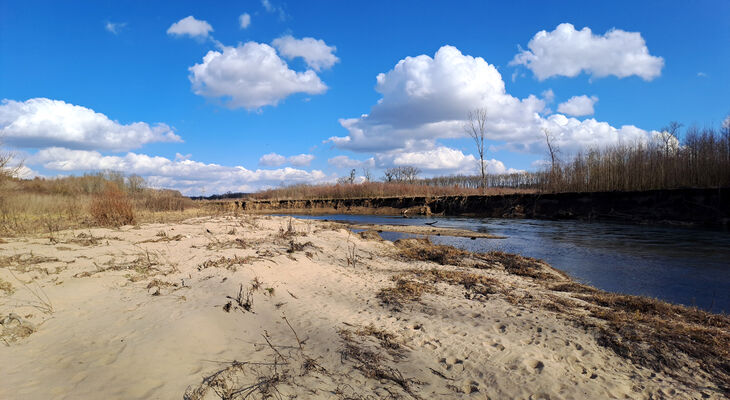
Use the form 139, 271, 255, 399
218, 188, 730, 227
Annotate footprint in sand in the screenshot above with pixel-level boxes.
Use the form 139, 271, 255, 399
524, 359, 545, 373
487, 341, 505, 351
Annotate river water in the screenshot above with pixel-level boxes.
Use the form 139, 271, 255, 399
286, 214, 730, 314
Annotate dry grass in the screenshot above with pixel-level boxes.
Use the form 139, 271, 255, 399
377, 276, 437, 311
394, 238, 565, 281
338, 327, 421, 399
73, 249, 176, 281
0, 254, 61, 273
358, 230, 383, 241
0, 174, 204, 236
0, 278, 14, 295
1, 313, 36, 344
286, 240, 317, 254
204, 238, 248, 251
223, 283, 255, 313
198, 256, 254, 272
89, 184, 136, 227
574, 292, 730, 394
393, 238, 470, 266
184, 319, 331, 400
481, 251, 565, 281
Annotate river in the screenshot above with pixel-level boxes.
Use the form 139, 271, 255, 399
286, 214, 730, 314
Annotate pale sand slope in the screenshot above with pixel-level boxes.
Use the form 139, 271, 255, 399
0, 215, 722, 399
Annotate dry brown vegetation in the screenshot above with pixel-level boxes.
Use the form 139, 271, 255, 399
0, 171, 203, 236
89, 183, 136, 226
542, 125, 730, 192
388, 237, 730, 395
250, 181, 530, 200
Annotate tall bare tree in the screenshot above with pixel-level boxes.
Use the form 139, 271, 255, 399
542, 128, 560, 190
465, 108, 488, 192
362, 167, 372, 182
660, 121, 683, 156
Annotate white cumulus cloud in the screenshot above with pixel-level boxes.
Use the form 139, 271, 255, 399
376, 146, 521, 175
167, 16, 213, 40
327, 155, 375, 169
189, 42, 327, 110
30, 148, 333, 195
288, 153, 315, 167
239, 13, 251, 29
329, 45, 659, 164
557, 95, 598, 117
510, 23, 664, 81
0, 98, 181, 151
272, 35, 339, 71
259, 152, 315, 167
259, 152, 287, 166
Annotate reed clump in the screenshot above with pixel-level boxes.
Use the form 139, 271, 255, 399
90, 183, 136, 227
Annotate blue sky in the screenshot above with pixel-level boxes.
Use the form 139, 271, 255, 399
1, 0, 728, 195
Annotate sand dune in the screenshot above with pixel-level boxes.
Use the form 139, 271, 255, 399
0, 215, 725, 399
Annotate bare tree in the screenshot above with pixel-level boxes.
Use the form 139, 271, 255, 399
465, 108, 488, 192
0, 140, 22, 183
362, 167, 372, 182
126, 174, 146, 193
382, 166, 421, 183
337, 169, 357, 185
659, 121, 683, 156
543, 128, 560, 190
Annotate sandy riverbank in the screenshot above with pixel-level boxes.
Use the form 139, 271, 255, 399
0, 215, 727, 399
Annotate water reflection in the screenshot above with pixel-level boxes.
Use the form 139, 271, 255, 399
285, 214, 730, 313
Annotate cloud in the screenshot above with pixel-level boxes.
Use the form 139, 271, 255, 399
697, 72, 708, 78
329, 45, 658, 162
189, 42, 327, 110
541, 89, 555, 104
259, 152, 287, 166
261, 0, 287, 20
375, 146, 521, 175
30, 148, 332, 195
510, 23, 664, 81
557, 95, 598, 117
105, 22, 126, 34
259, 152, 315, 167
288, 153, 315, 167
239, 13, 251, 29
167, 16, 213, 40
327, 155, 375, 169
272, 35, 339, 71
0, 98, 182, 151
328, 45, 547, 153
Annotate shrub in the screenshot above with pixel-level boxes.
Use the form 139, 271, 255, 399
90, 183, 135, 226
134, 189, 191, 212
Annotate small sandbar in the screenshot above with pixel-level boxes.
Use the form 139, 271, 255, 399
342, 222, 505, 238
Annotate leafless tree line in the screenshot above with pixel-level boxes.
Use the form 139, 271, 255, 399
539, 124, 730, 192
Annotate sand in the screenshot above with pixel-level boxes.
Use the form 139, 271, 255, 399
0, 215, 724, 399
331, 221, 505, 238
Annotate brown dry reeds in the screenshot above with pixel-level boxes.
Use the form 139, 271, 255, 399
393, 238, 470, 266
0, 171, 200, 235
89, 183, 136, 227
250, 181, 529, 201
